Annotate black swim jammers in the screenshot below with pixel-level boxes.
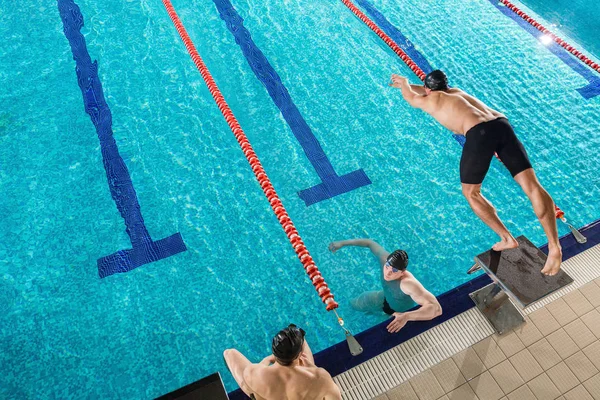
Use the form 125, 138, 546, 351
460, 117, 532, 184
382, 298, 396, 315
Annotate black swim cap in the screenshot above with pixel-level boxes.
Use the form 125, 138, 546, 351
386, 250, 409, 271
424, 70, 449, 91
272, 324, 306, 366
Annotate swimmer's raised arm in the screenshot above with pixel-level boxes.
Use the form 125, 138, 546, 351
328, 239, 389, 266
328, 239, 382, 253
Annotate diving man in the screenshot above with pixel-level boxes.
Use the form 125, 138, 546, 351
390, 70, 562, 275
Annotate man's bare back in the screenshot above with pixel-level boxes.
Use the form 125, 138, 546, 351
413, 88, 505, 135
224, 329, 341, 400
245, 355, 340, 400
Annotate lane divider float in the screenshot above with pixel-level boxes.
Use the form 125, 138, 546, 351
161, 0, 364, 355
499, 0, 600, 75
160, 0, 338, 310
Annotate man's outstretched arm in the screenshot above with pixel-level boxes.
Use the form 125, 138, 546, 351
389, 74, 427, 109
328, 238, 380, 251
410, 84, 427, 95
328, 239, 389, 265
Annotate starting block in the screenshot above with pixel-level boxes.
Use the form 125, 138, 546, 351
469, 236, 573, 334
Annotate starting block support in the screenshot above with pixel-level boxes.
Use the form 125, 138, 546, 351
469, 236, 574, 334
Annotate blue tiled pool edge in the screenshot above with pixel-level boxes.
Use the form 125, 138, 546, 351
228, 217, 600, 399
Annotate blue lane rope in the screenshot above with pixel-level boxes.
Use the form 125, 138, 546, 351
57, 0, 187, 278
213, 0, 372, 207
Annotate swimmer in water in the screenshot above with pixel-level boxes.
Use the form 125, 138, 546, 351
390, 70, 562, 276
329, 239, 442, 333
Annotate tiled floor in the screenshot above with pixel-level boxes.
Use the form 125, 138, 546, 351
373, 278, 600, 400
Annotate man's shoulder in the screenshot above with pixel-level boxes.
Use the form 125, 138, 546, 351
315, 366, 334, 379
403, 271, 419, 282
400, 273, 424, 290
314, 368, 341, 395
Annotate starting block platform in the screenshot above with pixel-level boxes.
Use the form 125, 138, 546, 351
469, 236, 574, 334
156, 372, 229, 399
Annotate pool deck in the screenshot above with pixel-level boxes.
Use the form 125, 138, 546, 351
334, 243, 600, 400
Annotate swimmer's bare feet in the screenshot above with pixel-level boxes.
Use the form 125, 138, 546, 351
492, 236, 519, 251
328, 242, 343, 253
541, 249, 562, 276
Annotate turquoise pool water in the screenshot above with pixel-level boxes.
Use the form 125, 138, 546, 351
1, 0, 599, 397
517, 0, 600, 59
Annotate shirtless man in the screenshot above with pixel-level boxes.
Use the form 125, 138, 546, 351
329, 239, 442, 333
390, 70, 562, 275
223, 324, 341, 400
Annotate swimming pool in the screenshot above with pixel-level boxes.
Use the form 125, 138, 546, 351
1, 0, 599, 397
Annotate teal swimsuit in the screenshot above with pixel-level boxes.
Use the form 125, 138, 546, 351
381, 271, 416, 314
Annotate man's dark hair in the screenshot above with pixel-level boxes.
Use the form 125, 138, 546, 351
272, 324, 305, 366
386, 250, 409, 271
424, 70, 449, 91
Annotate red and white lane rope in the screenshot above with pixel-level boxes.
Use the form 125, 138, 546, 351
340, 0, 586, 242
340, 0, 426, 81
500, 0, 600, 74
161, 0, 339, 311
